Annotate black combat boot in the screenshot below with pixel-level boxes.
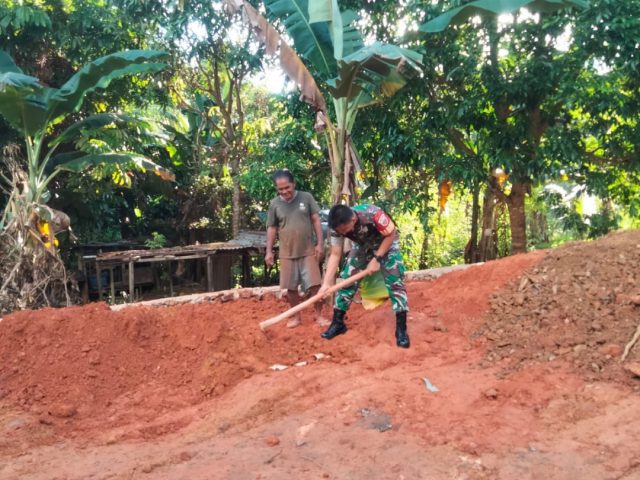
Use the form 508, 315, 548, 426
321, 309, 347, 340
395, 311, 410, 348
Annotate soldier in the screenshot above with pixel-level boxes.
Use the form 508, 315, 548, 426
318, 204, 410, 348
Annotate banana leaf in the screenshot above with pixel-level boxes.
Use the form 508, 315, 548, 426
327, 43, 423, 101
0, 68, 48, 136
264, 0, 336, 78
47, 50, 168, 121
420, 0, 589, 33
226, 0, 326, 111
0, 50, 167, 137
309, 3, 365, 60
0, 51, 23, 73
308, 0, 332, 23
55, 152, 175, 181
49, 113, 138, 147
341, 10, 364, 58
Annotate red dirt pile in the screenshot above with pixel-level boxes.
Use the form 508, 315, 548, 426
1, 230, 640, 480
0, 243, 543, 443
479, 230, 640, 381
0, 296, 363, 436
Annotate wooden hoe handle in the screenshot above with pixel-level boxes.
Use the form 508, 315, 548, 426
259, 269, 373, 331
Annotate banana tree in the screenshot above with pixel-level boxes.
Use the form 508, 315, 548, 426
225, 0, 422, 203
0, 50, 173, 242
0, 49, 171, 311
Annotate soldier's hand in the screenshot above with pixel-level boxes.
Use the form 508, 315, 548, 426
367, 257, 381, 273
265, 252, 275, 267
314, 245, 324, 261
318, 284, 331, 298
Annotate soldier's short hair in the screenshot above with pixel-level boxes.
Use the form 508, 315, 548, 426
328, 204, 354, 229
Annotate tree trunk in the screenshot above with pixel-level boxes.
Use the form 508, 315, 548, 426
417, 177, 430, 269
530, 211, 548, 244
506, 181, 529, 254
231, 155, 241, 239
465, 182, 481, 264
478, 187, 499, 262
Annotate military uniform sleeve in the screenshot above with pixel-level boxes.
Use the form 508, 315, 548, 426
371, 206, 395, 236
330, 229, 344, 247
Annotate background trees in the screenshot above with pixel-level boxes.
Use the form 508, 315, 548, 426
1, 0, 639, 310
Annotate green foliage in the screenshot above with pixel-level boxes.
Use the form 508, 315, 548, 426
0, 50, 167, 135
0, 4, 52, 32
2, 0, 639, 292
0, 2, 179, 251
587, 210, 619, 239
183, 174, 234, 239
408, 0, 616, 254
241, 93, 331, 209
420, 0, 588, 33
393, 210, 427, 271
52, 185, 126, 243
0, 47, 174, 295
495, 202, 513, 257
145, 231, 167, 249
619, 210, 640, 231
527, 182, 624, 250
0, 1, 170, 110
541, 186, 588, 239
394, 185, 470, 269
0, 50, 172, 212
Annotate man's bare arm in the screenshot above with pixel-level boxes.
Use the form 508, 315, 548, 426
265, 226, 277, 267
311, 212, 324, 258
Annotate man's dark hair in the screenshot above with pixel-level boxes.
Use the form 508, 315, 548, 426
271, 169, 294, 184
328, 204, 354, 229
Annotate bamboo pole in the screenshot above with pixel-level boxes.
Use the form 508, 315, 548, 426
259, 269, 372, 331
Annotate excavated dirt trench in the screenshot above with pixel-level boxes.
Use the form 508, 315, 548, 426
1, 230, 640, 479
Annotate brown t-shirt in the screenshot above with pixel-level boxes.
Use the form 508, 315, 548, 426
267, 191, 320, 259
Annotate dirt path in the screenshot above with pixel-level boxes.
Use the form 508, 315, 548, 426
1, 231, 639, 479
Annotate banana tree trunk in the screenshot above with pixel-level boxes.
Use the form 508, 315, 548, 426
324, 99, 361, 205
323, 124, 344, 204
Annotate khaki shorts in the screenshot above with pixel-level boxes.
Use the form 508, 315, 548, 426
279, 255, 322, 292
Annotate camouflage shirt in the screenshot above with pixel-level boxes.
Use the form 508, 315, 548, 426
330, 204, 400, 255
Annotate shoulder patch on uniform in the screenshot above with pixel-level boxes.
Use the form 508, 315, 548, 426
373, 210, 395, 235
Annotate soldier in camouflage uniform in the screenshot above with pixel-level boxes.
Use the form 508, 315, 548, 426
318, 204, 410, 348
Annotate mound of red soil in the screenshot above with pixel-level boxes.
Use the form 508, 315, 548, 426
479, 229, 640, 381
0, 246, 542, 443
2, 233, 640, 480
0, 298, 363, 435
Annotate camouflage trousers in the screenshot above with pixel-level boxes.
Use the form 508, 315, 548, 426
334, 248, 409, 313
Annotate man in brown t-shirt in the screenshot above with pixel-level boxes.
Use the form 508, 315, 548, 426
265, 170, 328, 327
